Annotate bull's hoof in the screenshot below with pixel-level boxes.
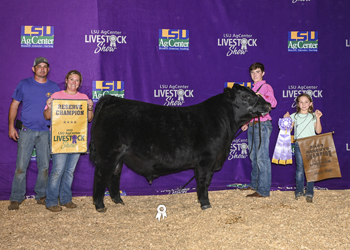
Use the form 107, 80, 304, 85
95, 203, 107, 212
201, 204, 212, 210
96, 207, 107, 213
111, 198, 125, 205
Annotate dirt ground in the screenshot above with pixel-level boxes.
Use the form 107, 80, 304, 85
1, 189, 350, 249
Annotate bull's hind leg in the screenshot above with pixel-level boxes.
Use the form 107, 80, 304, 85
93, 147, 128, 212
194, 165, 214, 210
93, 165, 108, 212
107, 161, 124, 205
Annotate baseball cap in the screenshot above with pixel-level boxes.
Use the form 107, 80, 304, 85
33, 57, 49, 67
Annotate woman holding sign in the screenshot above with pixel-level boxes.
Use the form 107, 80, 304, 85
44, 70, 94, 212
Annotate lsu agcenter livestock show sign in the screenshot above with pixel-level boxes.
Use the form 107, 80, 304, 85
51, 100, 88, 154
0, 0, 350, 200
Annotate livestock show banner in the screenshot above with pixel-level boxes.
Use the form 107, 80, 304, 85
51, 100, 88, 154
1, 0, 350, 200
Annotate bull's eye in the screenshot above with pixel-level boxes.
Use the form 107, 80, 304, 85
241, 94, 249, 99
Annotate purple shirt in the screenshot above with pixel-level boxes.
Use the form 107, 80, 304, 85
249, 80, 277, 122
12, 77, 60, 131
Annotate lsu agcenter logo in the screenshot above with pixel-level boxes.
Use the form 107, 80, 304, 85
218, 33, 257, 56
225, 82, 252, 89
159, 29, 189, 51
21, 26, 54, 48
92, 81, 124, 102
31, 147, 37, 161
288, 31, 318, 52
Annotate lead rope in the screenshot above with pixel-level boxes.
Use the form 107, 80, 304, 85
247, 115, 262, 160
248, 84, 265, 157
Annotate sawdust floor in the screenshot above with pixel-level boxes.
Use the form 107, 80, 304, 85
1, 189, 350, 249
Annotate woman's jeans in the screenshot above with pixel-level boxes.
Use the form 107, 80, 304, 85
247, 120, 272, 197
45, 153, 80, 207
10, 128, 50, 203
294, 141, 314, 197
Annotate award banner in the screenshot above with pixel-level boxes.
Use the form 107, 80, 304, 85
298, 132, 341, 182
272, 117, 293, 165
51, 99, 88, 154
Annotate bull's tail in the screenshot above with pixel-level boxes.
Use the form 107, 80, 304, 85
89, 138, 98, 166
89, 95, 115, 166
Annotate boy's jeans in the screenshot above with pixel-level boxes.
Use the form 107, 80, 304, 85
247, 120, 272, 197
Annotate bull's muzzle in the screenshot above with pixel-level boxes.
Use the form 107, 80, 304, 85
261, 103, 271, 116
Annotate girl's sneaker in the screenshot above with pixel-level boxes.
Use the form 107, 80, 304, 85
295, 193, 304, 200
306, 196, 313, 203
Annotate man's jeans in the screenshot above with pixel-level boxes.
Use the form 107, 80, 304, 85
46, 153, 80, 207
10, 128, 50, 203
294, 141, 314, 197
247, 120, 272, 197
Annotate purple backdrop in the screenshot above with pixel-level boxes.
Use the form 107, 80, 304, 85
1, 0, 349, 200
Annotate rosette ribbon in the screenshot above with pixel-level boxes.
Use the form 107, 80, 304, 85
272, 117, 293, 165
155, 205, 167, 221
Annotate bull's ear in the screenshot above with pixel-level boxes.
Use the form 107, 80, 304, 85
224, 87, 235, 98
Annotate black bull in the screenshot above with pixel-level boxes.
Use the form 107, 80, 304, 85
89, 85, 271, 212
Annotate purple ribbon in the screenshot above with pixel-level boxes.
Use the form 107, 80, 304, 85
278, 117, 293, 131
72, 135, 77, 144
272, 117, 293, 165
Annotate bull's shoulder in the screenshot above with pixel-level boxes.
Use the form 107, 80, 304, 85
198, 93, 232, 111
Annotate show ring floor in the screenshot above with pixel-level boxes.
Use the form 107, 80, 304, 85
1, 189, 350, 249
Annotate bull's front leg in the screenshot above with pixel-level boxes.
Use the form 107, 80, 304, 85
194, 165, 214, 210
93, 166, 108, 212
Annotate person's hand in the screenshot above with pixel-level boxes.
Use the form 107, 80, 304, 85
46, 98, 53, 109
283, 112, 290, 118
315, 109, 323, 119
87, 99, 93, 110
9, 126, 19, 141
256, 92, 263, 98
241, 124, 248, 131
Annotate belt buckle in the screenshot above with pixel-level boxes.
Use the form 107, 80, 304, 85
250, 121, 257, 126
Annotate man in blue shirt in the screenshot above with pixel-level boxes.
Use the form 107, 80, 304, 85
8, 57, 60, 210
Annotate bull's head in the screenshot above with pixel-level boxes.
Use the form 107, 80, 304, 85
224, 85, 271, 117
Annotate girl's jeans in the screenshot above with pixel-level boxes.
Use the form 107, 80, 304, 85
295, 141, 314, 197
